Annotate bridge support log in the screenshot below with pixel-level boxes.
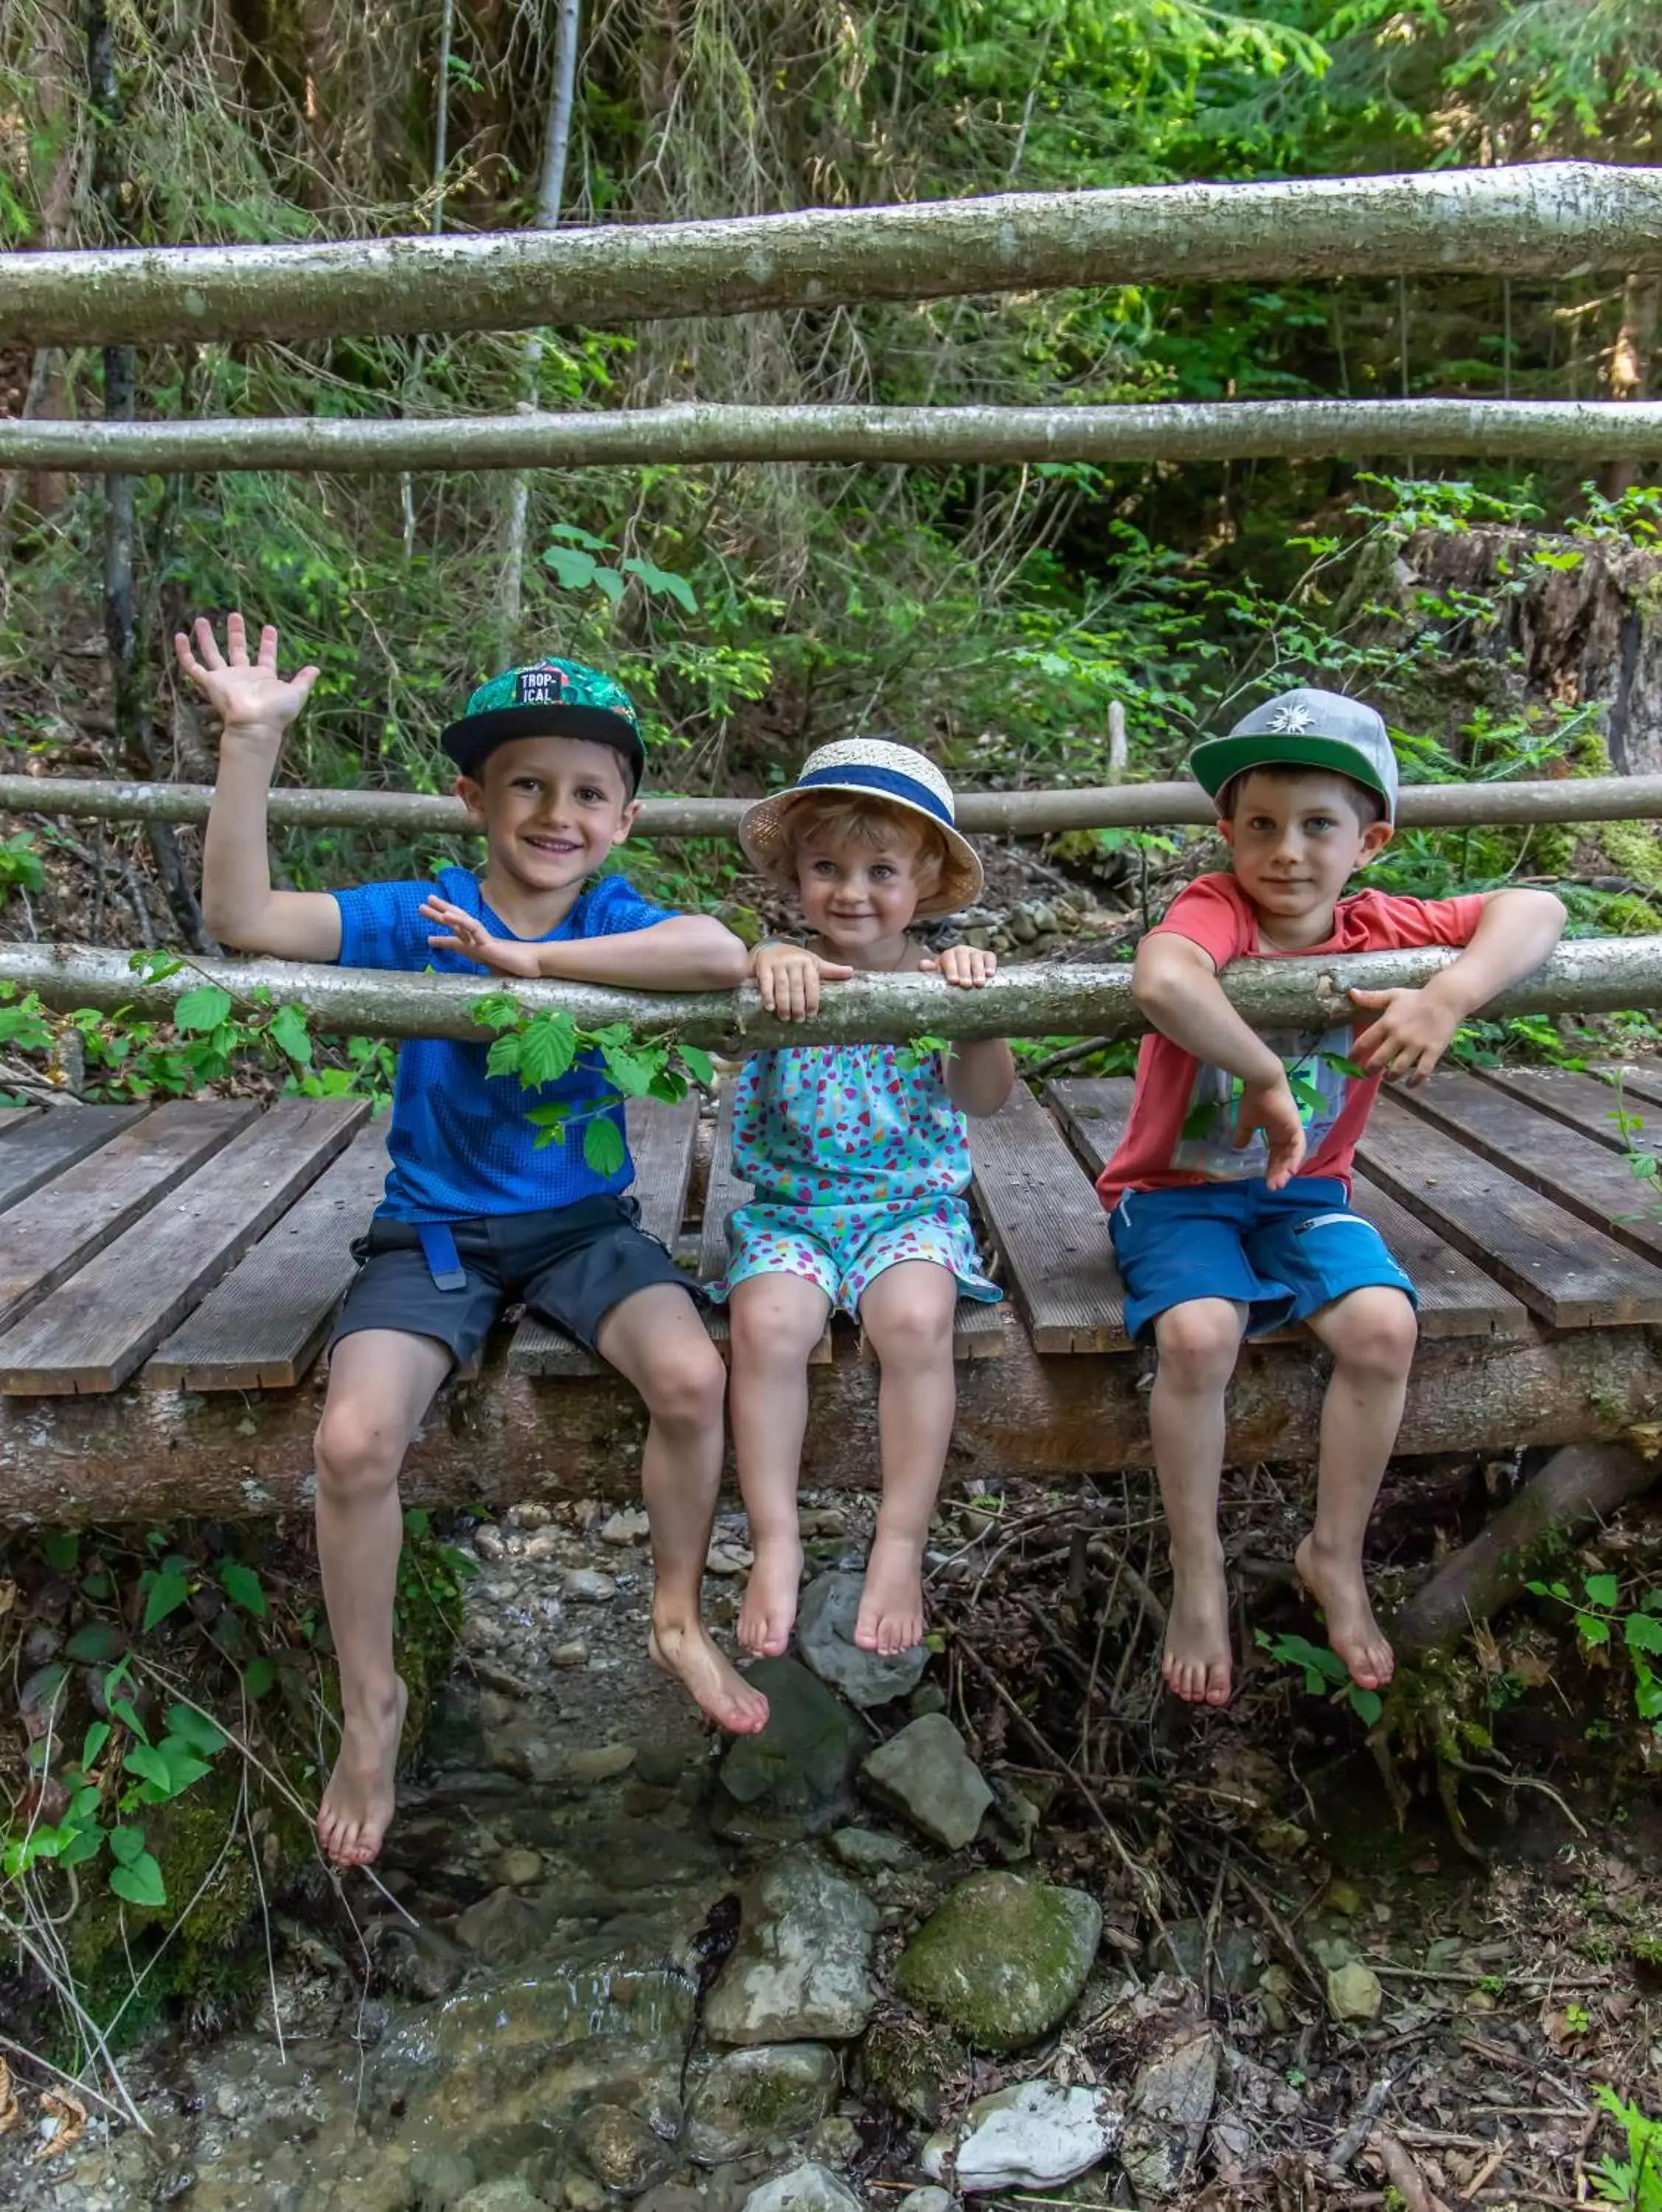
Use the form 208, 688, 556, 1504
1, 1321, 1655, 1528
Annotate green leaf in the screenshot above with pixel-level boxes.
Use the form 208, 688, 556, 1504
174, 984, 234, 1034
546, 522, 610, 552
109, 1851, 167, 1908
470, 992, 524, 1033
65, 1621, 123, 1664
108, 1825, 146, 1868
583, 1116, 627, 1178
519, 1014, 579, 1088
268, 1003, 313, 1065
59, 1826, 103, 1868
542, 545, 599, 591
220, 1560, 268, 1618
485, 1031, 524, 1080
1583, 1573, 1620, 1610
124, 1744, 171, 1791
621, 555, 698, 613
166, 1703, 227, 1756
600, 1045, 657, 1097
141, 1568, 190, 1632
1349, 1687, 1384, 1725
591, 566, 626, 607
110, 1698, 147, 1742
1577, 1613, 1612, 1648
82, 1721, 111, 1767
1624, 1612, 1662, 1654
153, 1744, 212, 1795
242, 1655, 276, 1700
678, 1045, 715, 1088
41, 1529, 80, 1572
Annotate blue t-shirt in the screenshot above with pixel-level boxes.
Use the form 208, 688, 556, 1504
333, 866, 675, 1222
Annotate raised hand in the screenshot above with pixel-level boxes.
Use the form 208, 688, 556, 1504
420, 897, 540, 978
754, 942, 854, 1021
173, 613, 320, 738
922, 944, 998, 989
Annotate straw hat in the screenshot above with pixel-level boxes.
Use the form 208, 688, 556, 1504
738, 738, 984, 919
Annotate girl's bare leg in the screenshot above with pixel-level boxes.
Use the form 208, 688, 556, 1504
856, 1261, 959, 1655
727, 1273, 833, 1655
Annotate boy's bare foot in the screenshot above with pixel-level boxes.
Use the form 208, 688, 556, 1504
317, 1677, 407, 1868
1163, 1553, 1234, 1705
650, 1617, 771, 1734
854, 1530, 927, 1656
1295, 1534, 1394, 1691
738, 1536, 803, 1658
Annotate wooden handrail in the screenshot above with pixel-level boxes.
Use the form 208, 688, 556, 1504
0, 936, 1655, 1049
4, 164, 1659, 347
3, 771, 1661, 841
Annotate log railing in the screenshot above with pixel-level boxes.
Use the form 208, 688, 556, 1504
2, 936, 1655, 1051
6, 164, 1661, 347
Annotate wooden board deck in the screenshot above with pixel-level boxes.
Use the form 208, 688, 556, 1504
1395, 1070, 1662, 1268
0, 1105, 150, 1217
508, 1096, 702, 1380
145, 1119, 389, 1391
0, 1107, 40, 1135
1047, 1077, 1529, 1343
1477, 1065, 1662, 1158
971, 1080, 1129, 1351
1357, 1090, 1662, 1327
0, 1100, 259, 1337
0, 1098, 366, 1394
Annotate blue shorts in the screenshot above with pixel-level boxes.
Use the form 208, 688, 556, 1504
1108, 1177, 1416, 1344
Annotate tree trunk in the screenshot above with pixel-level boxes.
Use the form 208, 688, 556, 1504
7, 162, 1662, 349
6, 397, 1662, 478
1604, 271, 1661, 500
0, 934, 1653, 1051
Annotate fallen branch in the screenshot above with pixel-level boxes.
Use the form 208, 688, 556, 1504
1374, 2130, 1453, 2212
6, 163, 1660, 347
5, 397, 1662, 475
0, 934, 1657, 1050
1393, 1441, 1662, 1657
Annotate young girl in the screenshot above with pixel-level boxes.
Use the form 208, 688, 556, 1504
714, 739, 1015, 1661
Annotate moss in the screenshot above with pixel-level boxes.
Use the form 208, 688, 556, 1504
894, 1872, 1101, 2053
858, 2014, 966, 2125
1593, 818, 1662, 897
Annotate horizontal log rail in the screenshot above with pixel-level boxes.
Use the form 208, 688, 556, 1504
4, 399, 1662, 475
4, 771, 1662, 841
0, 936, 1655, 1051
5, 163, 1659, 349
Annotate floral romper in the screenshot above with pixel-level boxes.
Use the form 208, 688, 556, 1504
709, 1042, 1001, 1315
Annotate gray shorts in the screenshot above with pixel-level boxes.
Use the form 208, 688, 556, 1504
329, 1196, 698, 1368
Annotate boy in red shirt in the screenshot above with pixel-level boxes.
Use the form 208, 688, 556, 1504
1096, 689, 1565, 1708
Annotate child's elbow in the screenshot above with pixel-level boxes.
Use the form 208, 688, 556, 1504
706, 930, 752, 988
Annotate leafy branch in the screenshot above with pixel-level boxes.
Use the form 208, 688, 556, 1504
470, 992, 714, 1175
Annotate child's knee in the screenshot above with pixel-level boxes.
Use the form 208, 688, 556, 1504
1152, 1299, 1242, 1388
1327, 1287, 1418, 1378
639, 1333, 727, 1432
865, 1288, 952, 1363
731, 1288, 823, 1365
313, 1401, 406, 1500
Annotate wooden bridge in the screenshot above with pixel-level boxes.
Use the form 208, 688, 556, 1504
1, 1062, 1659, 1527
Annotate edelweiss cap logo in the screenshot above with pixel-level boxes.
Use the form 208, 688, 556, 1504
1269, 703, 1314, 734
517, 665, 572, 708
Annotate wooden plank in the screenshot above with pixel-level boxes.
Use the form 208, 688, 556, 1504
0, 1105, 149, 1217
1046, 1077, 1529, 1342
694, 1082, 834, 1368
145, 1120, 390, 1390
1589, 1061, 1662, 1115
0, 1100, 259, 1336
509, 1096, 701, 1378
1476, 1065, 1653, 1155
1356, 1089, 1662, 1327
971, 1081, 1128, 1352
0, 1107, 40, 1135
1391, 1069, 1662, 1271
0, 1098, 366, 1394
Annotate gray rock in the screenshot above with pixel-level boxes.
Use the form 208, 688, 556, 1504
600, 1507, 651, 1545
1326, 1961, 1383, 2021
496, 1848, 544, 1889
719, 1658, 870, 1827
705, 1850, 880, 2045
807, 2117, 862, 2166
895, 1872, 1102, 2052
456, 2183, 554, 2212
1119, 2028, 1220, 2200
828, 1826, 917, 1874
575, 2103, 678, 2195
1146, 1919, 1262, 1996
688, 2044, 841, 2164
923, 2081, 1121, 2193
563, 1568, 619, 1603
861, 1714, 991, 1849
797, 1572, 931, 1708
567, 1742, 637, 1785
897, 2193, 955, 2212
740, 2164, 863, 2212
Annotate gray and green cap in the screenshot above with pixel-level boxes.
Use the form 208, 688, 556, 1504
1188, 687, 1399, 823
441, 658, 644, 789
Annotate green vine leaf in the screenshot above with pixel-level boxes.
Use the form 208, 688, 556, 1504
109, 1851, 167, 1908
583, 1117, 627, 1178
174, 984, 234, 1034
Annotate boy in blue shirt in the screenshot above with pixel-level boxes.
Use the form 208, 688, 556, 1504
176, 613, 768, 1869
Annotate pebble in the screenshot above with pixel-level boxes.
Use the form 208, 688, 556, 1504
496, 1848, 543, 1888
566, 1742, 636, 1784
600, 1508, 651, 1545
829, 1826, 918, 1874
925, 2080, 1120, 2191
563, 1568, 619, 1604
1327, 1961, 1383, 2021
706, 1542, 754, 1576
740, 2164, 863, 2212
523, 1531, 562, 1562
862, 1713, 992, 1849
552, 1641, 590, 1669
508, 1501, 553, 1528
799, 1507, 849, 1537
474, 1526, 508, 1562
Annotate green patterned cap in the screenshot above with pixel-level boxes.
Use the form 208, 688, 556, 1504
441, 658, 644, 789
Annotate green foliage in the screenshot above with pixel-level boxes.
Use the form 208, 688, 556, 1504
472, 993, 714, 1173
1526, 1568, 1662, 1740
1254, 1629, 1383, 1725
1591, 2085, 1662, 2212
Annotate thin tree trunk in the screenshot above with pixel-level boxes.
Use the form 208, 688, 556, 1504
500, 0, 583, 660
1603, 271, 1660, 499
10, 163, 1662, 349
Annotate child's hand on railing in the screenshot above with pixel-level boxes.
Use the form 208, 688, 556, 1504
173, 612, 319, 741
753, 942, 854, 1020
421, 897, 540, 978
922, 945, 998, 989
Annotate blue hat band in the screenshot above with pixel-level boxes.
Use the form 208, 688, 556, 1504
794, 763, 953, 825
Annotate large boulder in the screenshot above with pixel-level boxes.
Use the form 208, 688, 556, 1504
895, 1871, 1101, 2051
704, 1850, 880, 2045
860, 1713, 992, 1849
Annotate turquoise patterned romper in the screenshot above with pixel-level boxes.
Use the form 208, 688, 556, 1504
709, 1043, 1002, 1315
